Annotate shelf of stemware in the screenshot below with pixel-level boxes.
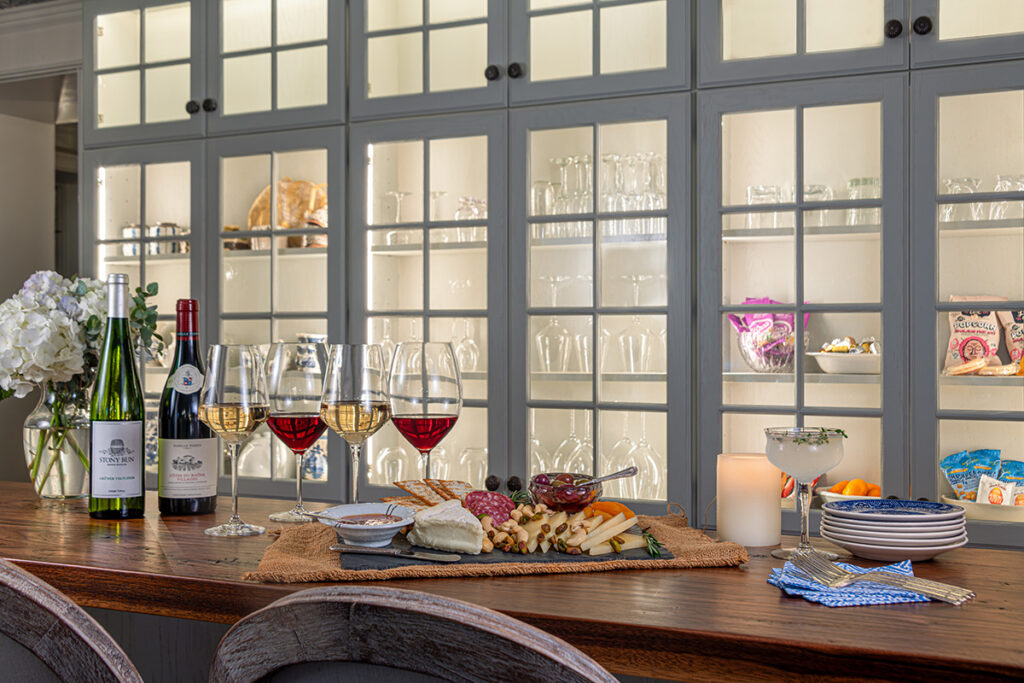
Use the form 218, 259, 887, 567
937, 217, 1024, 237
529, 233, 667, 249
531, 371, 666, 382
721, 224, 881, 243
103, 247, 331, 266
723, 372, 880, 385
370, 241, 487, 256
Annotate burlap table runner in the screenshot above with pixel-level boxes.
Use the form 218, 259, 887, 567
244, 513, 749, 583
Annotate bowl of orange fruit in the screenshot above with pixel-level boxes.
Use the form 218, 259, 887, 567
816, 478, 881, 504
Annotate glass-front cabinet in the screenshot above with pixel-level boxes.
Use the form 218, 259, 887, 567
349, 112, 507, 500
207, 128, 345, 497
910, 0, 1024, 66
83, 0, 204, 146
82, 141, 205, 484
697, 75, 908, 528
509, 95, 690, 514
911, 61, 1024, 545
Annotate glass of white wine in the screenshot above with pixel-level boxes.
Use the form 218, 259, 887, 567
199, 344, 269, 537
320, 344, 391, 504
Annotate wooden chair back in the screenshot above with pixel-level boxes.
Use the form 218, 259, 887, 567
0, 559, 142, 683
210, 585, 617, 683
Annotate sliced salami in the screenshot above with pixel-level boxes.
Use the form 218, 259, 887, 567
464, 490, 514, 523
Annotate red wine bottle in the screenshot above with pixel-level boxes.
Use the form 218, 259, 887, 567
158, 299, 217, 515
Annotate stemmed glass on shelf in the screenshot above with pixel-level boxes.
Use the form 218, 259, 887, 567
535, 275, 573, 373
199, 344, 269, 537
320, 344, 391, 504
617, 274, 656, 373
389, 342, 462, 479
264, 342, 328, 523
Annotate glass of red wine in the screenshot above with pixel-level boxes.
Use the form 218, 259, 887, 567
388, 342, 462, 479
265, 342, 328, 523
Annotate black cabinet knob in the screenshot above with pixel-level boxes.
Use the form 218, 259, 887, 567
185, 100, 200, 115
484, 64, 501, 81
507, 62, 524, 79
202, 98, 218, 112
913, 16, 933, 35
885, 19, 903, 38
886, 495, 900, 500
485, 475, 500, 491
507, 476, 523, 492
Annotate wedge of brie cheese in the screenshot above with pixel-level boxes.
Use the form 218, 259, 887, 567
406, 499, 483, 555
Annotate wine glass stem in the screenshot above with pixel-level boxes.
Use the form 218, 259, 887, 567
421, 449, 431, 479
294, 450, 304, 510
229, 442, 241, 524
798, 482, 813, 552
349, 443, 361, 504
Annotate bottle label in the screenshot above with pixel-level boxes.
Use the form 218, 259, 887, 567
91, 421, 143, 498
158, 438, 218, 498
169, 364, 203, 395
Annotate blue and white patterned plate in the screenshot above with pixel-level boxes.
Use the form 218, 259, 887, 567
823, 499, 966, 522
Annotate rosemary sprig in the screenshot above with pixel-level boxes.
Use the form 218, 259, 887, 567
643, 530, 664, 558
509, 489, 533, 505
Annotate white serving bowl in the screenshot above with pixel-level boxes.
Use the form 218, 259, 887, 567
315, 503, 415, 547
807, 352, 880, 375
941, 495, 1024, 522
816, 488, 878, 505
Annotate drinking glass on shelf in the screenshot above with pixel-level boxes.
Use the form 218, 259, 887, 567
628, 413, 663, 500
605, 413, 637, 498
532, 180, 552, 216
321, 344, 390, 504
429, 190, 448, 221
385, 190, 412, 223
746, 185, 781, 229
764, 427, 846, 560
940, 177, 984, 222
534, 275, 573, 373
376, 444, 414, 482
378, 319, 397, 370
389, 342, 462, 479
617, 275, 656, 373
529, 410, 551, 475
561, 411, 593, 475
846, 177, 881, 226
265, 342, 328, 523
458, 447, 488, 488
199, 344, 269, 537
990, 174, 1024, 220
802, 184, 833, 228
452, 319, 480, 373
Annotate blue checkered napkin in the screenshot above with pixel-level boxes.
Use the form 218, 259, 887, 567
767, 560, 931, 607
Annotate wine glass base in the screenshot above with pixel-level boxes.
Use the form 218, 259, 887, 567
771, 546, 839, 561
205, 520, 266, 537
269, 507, 314, 523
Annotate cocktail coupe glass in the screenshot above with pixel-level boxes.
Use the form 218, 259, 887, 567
617, 274, 656, 373
529, 409, 552, 475
605, 413, 637, 498
385, 190, 412, 223
535, 275, 573, 373
764, 427, 846, 560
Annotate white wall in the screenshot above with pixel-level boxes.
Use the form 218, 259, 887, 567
0, 112, 56, 482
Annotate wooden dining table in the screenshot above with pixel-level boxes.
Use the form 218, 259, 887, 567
1, 481, 1021, 681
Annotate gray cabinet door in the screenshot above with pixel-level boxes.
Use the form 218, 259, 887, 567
206, 127, 345, 499
910, 61, 1024, 547
697, 74, 908, 533
81, 140, 206, 487
697, 0, 908, 87
509, 94, 690, 516
910, 0, 1024, 67
205, 0, 345, 134
349, 112, 508, 503
348, 0, 507, 120
508, 0, 689, 105
82, 0, 205, 148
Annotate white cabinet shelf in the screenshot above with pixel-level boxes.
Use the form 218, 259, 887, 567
721, 224, 881, 242
722, 371, 880, 385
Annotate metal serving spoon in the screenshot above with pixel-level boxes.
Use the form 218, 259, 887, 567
580, 465, 638, 487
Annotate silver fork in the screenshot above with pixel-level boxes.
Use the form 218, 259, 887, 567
790, 551, 975, 606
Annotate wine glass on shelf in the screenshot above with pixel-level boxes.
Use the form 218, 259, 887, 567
764, 427, 846, 560
376, 443, 414, 483
605, 413, 637, 498
385, 190, 412, 223
429, 190, 448, 221
529, 409, 551, 475
199, 344, 269, 537
389, 342, 462, 479
452, 318, 480, 373
562, 411, 594, 475
264, 342, 328, 523
321, 344, 391, 504
617, 274, 656, 373
628, 413, 663, 500
551, 409, 584, 472
534, 275, 573, 373
377, 318, 397, 371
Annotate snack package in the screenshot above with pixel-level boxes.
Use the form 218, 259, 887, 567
997, 310, 1024, 364
945, 296, 1006, 371
977, 475, 1014, 506
999, 459, 1024, 487
939, 449, 1001, 501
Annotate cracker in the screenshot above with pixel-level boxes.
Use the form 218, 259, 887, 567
439, 480, 475, 502
393, 480, 447, 505
379, 496, 432, 512
424, 479, 457, 500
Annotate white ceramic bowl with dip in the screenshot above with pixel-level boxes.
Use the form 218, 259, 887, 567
315, 503, 414, 547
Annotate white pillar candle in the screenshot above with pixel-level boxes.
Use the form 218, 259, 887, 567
717, 453, 782, 547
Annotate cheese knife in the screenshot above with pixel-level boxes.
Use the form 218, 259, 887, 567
329, 545, 461, 563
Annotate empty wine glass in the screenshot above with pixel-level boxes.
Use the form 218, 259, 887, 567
385, 190, 412, 223
458, 447, 488, 488
376, 444, 414, 483
534, 275, 573, 373
430, 444, 450, 479
454, 319, 480, 373
617, 275, 656, 373
990, 174, 1024, 220
605, 413, 637, 498
628, 413, 663, 500
378, 319, 397, 370
429, 190, 448, 221
529, 409, 551, 475
552, 409, 584, 472
562, 411, 594, 475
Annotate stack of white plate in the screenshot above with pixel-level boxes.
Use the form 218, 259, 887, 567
820, 499, 967, 561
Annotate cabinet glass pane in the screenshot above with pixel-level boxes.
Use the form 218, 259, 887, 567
368, 141, 424, 225
222, 241, 270, 313
277, 46, 328, 109
805, 415, 882, 496
223, 0, 272, 53
429, 0, 487, 23
804, 312, 882, 409
221, 318, 271, 345
804, 220, 881, 304
722, 0, 795, 61
367, 33, 424, 98
147, 251, 190, 315
937, 311, 1024, 412
276, 242, 327, 313
144, 64, 190, 124
938, 91, 1024, 195
97, 71, 140, 129
96, 10, 140, 70
599, 1, 666, 75
429, 317, 487, 400
939, 0, 1024, 41
145, 161, 190, 228
223, 53, 272, 115
530, 127, 594, 215
531, 0, 587, 9
220, 153, 271, 231
430, 229, 487, 310
429, 136, 487, 221
367, 0, 423, 32
600, 220, 666, 307
804, 102, 881, 204
530, 224, 593, 308
144, 3, 190, 63
98, 164, 140, 240
429, 24, 487, 93
938, 419, 1024, 507
805, 0, 883, 54
530, 315, 592, 400
598, 410, 667, 500
722, 214, 796, 305
276, 0, 328, 45
722, 109, 796, 206
598, 119, 667, 211
529, 408, 595, 476
599, 314, 666, 403
723, 311, 796, 406
97, 244, 139, 286
530, 10, 593, 82
937, 213, 1023, 302
368, 230, 423, 311
273, 317, 326, 342
368, 316, 423, 370
431, 406, 488, 486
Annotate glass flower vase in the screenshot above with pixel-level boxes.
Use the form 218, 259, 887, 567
23, 383, 91, 499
